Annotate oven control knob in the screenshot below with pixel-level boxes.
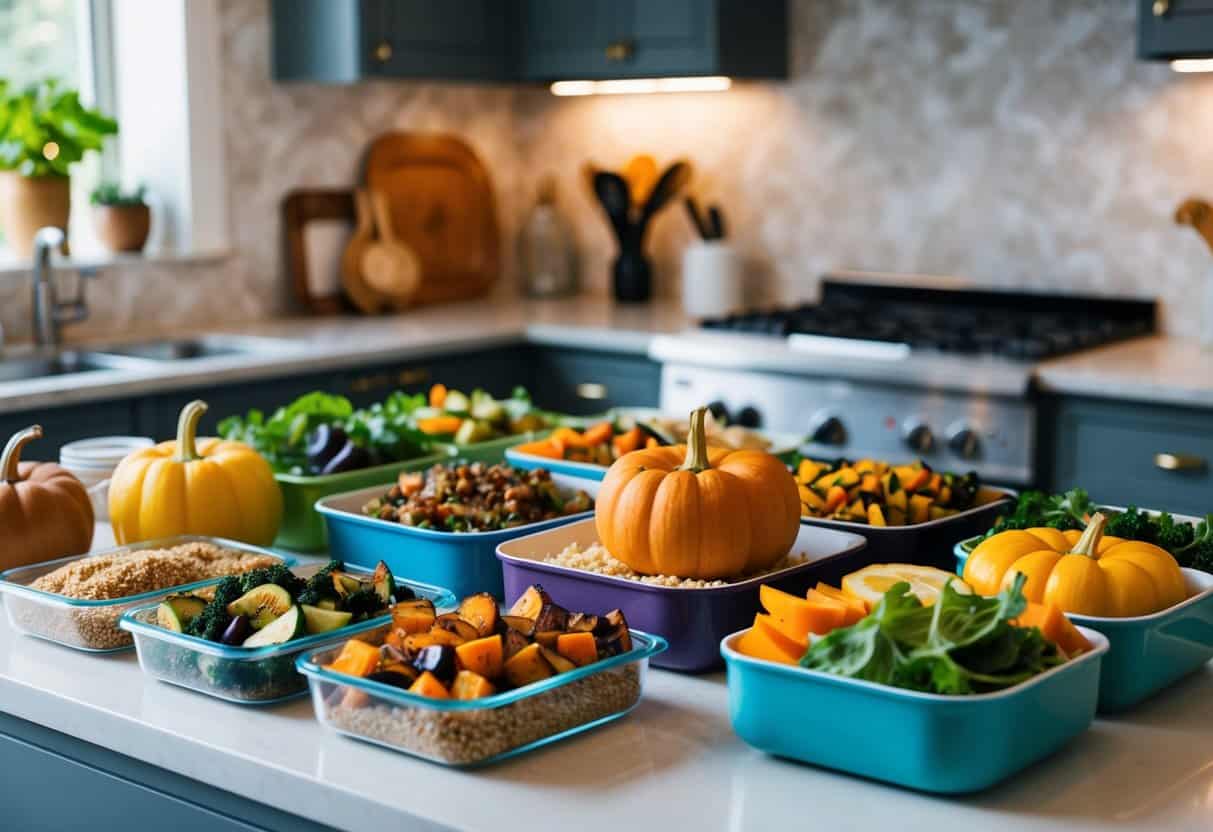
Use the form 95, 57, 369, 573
809, 413, 847, 446
948, 426, 982, 460
706, 400, 731, 424
902, 422, 935, 453
736, 406, 762, 428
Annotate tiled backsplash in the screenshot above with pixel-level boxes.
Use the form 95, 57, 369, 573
3, 0, 1212, 342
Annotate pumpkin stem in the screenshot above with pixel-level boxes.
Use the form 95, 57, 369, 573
175, 400, 208, 462
678, 407, 712, 473
1072, 512, 1108, 558
1, 425, 42, 483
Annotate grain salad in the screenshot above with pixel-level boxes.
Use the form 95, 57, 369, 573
542, 542, 808, 588
5, 541, 278, 651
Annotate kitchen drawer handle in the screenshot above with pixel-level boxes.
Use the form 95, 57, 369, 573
350, 374, 391, 393
373, 41, 392, 62
397, 368, 429, 386
1153, 0, 1170, 16
576, 382, 608, 400
1154, 453, 1207, 473
605, 40, 634, 62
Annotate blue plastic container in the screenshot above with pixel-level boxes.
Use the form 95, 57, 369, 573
956, 537, 1213, 713
316, 474, 599, 599
721, 626, 1108, 794
297, 623, 667, 766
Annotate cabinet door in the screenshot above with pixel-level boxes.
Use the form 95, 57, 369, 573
1139, 0, 1213, 59
617, 0, 716, 77
1048, 396, 1213, 516
339, 347, 532, 408
520, 0, 621, 80
0, 401, 135, 463
361, 0, 512, 80
528, 348, 662, 415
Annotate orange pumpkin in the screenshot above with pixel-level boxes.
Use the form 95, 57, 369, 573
0, 425, 94, 570
595, 407, 800, 579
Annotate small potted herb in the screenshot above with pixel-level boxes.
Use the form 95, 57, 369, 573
0, 78, 117, 256
91, 183, 150, 253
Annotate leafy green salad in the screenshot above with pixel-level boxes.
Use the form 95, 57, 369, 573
801, 575, 1067, 695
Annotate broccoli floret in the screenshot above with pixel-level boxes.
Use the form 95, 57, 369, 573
1154, 512, 1196, 554
185, 576, 243, 642
1174, 515, 1213, 571
1105, 505, 1157, 544
296, 560, 346, 607
343, 586, 386, 621
237, 564, 306, 597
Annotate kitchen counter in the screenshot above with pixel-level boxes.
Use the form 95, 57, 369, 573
1, 527, 1211, 832
0, 297, 689, 415
1036, 336, 1213, 408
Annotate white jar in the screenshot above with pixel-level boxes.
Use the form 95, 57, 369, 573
681, 241, 744, 319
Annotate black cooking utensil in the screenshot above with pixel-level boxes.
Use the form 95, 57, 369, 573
684, 196, 710, 239
639, 160, 692, 229
707, 204, 726, 240
593, 170, 632, 240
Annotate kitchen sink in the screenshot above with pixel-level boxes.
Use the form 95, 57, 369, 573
0, 351, 141, 384
98, 335, 296, 361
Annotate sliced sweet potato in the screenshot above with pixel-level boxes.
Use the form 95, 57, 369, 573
555, 631, 598, 667
511, 439, 563, 459
433, 613, 480, 643
391, 598, 436, 634
508, 585, 552, 620
1014, 602, 1092, 657
581, 421, 615, 446
455, 634, 505, 679
503, 643, 555, 687
736, 615, 804, 665
378, 659, 419, 683
811, 583, 867, 625
402, 629, 462, 656
384, 629, 405, 651
612, 426, 644, 456
760, 584, 845, 639
501, 615, 536, 637
541, 645, 577, 674
408, 671, 451, 699
451, 670, 496, 700
457, 592, 500, 637
325, 638, 381, 678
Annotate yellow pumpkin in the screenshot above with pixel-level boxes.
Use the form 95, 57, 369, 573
0, 425, 94, 570
594, 407, 800, 579
963, 513, 1186, 616
109, 400, 282, 545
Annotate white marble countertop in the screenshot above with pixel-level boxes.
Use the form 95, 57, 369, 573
0, 527, 1211, 832
1036, 336, 1213, 408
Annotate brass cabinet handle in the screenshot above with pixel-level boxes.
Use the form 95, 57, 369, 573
1154, 453, 1207, 472
1154, 0, 1171, 16
350, 373, 389, 393
351, 367, 429, 393
604, 40, 634, 62
576, 382, 608, 400
397, 367, 429, 386
374, 41, 392, 62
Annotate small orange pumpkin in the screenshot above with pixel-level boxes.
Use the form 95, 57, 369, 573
0, 425, 94, 570
594, 407, 800, 579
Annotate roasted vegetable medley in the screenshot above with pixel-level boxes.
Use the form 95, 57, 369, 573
324, 585, 634, 700
363, 463, 593, 532
794, 457, 981, 525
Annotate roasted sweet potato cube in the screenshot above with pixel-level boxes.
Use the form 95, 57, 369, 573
501, 615, 536, 637
451, 669, 496, 700
402, 630, 461, 656
432, 613, 479, 643
503, 643, 554, 687
408, 670, 450, 699
504, 628, 530, 659
533, 603, 569, 633
455, 634, 504, 679
458, 592, 500, 637
556, 631, 599, 667
541, 646, 577, 674
391, 598, 436, 635
605, 609, 633, 653
566, 612, 600, 633
508, 585, 552, 620
533, 630, 561, 649
325, 638, 381, 678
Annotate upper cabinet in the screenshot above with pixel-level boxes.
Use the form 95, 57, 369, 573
1139, 0, 1213, 59
272, 0, 787, 83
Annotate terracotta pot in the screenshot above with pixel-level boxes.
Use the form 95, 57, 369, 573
93, 203, 151, 253
0, 172, 70, 257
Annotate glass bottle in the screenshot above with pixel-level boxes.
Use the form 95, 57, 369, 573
520, 175, 578, 298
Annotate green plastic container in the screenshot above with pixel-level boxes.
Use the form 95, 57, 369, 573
274, 453, 448, 551
430, 430, 551, 465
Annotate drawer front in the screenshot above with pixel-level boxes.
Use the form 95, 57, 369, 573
529, 348, 661, 415
0, 401, 136, 462
1051, 398, 1213, 515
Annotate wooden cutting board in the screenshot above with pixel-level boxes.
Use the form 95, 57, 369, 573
364, 132, 499, 306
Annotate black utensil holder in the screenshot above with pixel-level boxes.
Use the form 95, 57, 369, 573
612, 244, 651, 303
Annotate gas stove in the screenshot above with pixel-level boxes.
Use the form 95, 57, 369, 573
656, 276, 1157, 486
700, 277, 1156, 362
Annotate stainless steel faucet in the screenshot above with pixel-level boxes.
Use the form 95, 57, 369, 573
31, 226, 90, 349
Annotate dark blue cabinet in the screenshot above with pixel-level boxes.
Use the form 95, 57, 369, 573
527, 347, 662, 415
1139, 0, 1213, 59
0, 401, 136, 463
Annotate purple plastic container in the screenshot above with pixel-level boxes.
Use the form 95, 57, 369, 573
799, 486, 1015, 571
496, 518, 869, 673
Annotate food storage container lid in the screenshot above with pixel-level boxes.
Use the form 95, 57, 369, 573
0, 536, 295, 608
296, 625, 667, 711
118, 572, 456, 660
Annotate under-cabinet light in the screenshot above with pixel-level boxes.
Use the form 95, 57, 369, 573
550, 76, 732, 96
1171, 58, 1213, 73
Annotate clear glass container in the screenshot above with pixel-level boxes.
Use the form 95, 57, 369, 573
520, 176, 578, 298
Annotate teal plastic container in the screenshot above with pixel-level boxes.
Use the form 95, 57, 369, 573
315, 474, 599, 599
297, 624, 666, 767
274, 453, 449, 552
955, 538, 1213, 713
721, 626, 1108, 794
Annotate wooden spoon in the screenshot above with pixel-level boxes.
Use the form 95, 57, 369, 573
340, 189, 390, 315
622, 154, 659, 208
362, 190, 422, 309
1177, 198, 1213, 254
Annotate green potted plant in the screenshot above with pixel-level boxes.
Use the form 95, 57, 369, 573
0, 78, 118, 256
91, 183, 150, 253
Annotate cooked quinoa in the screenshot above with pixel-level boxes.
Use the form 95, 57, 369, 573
30, 542, 277, 600
543, 542, 807, 588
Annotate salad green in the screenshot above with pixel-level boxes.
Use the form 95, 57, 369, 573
801, 574, 1066, 695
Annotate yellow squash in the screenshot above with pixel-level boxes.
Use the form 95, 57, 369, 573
963, 513, 1186, 616
109, 400, 282, 545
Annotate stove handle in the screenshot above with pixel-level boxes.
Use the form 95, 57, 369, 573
1154, 453, 1207, 473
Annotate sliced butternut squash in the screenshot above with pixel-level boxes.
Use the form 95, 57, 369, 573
408, 670, 451, 699
736, 614, 805, 665
455, 634, 505, 679
503, 643, 555, 687
812, 583, 866, 625
325, 638, 380, 678
760, 584, 842, 639
1013, 602, 1092, 657
555, 631, 599, 667
451, 669, 496, 700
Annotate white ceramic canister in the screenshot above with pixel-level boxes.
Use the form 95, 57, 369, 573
681, 241, 745, 319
